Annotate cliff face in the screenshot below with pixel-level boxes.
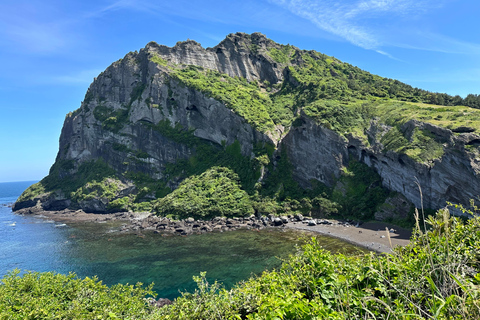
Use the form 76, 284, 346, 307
285, 115, 480, 210
146, 32, 284, 84
60, 50, 271, 180
14, 32, 480, 217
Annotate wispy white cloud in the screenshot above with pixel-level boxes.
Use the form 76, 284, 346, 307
268, 0, 459, 56
84, 0, 160, 18
271, 0, 433, 48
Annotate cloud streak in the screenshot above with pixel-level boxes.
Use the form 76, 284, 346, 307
268, 0, 447, 53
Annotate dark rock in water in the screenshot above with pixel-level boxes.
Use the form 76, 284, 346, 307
272, 217, 283, 226
307, 220, 317, 226
294, 214, 304, 221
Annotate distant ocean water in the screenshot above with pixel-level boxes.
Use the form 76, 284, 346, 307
0, 181, 363, 299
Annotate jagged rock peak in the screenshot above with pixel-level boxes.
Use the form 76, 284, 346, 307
145, 32, 273, 54
215, 32, 272, 49
141, 32, 285, 83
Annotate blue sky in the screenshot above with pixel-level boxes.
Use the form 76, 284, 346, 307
1, 0, 479, 183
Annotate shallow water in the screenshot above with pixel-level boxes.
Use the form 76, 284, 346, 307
0, 181, 366, 299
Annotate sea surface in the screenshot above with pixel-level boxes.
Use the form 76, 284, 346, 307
0, 181, 365, 299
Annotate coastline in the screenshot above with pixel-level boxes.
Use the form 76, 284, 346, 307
14, 207, 412, 253
285, 220, 412, 253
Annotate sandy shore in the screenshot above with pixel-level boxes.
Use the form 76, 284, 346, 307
17, 208, 412, 253
286, 220, 412, 253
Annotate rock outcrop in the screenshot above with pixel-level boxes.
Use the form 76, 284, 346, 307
146, 32, 284, 84
284, 115, 480, 210
14, 32, 480, 216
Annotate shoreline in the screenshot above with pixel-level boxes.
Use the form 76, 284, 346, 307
14, 207, 412, 253
285, 220, 411, 253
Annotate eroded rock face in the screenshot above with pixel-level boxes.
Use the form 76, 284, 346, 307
284, 115, 480, 210
58, 44, 274, 185
145, 32, 284, 84
282, 116, 348, 188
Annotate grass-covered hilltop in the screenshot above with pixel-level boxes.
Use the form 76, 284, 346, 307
14, 32, 480, 222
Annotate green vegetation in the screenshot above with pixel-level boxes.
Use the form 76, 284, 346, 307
71, 178, 121, 202
382, 127, 444, 163
287, 50, 477, 108
130, 83, 146, 105
360, 100, 480, 133
91, 82, 146, 133
3, 212, 479, 319
16, 159, 123, 209
0, 271, 154, 319
93, 105, 130, 133
16, 182, 46, 202
149, 53, 167, 66
268, 45, 294, 64
171, 66, 278, 132
332, 159, 391, 220
154, 167, 254, 220
42, 159, 117, 195
70, 177, 132, 211
303, 100, 365, 137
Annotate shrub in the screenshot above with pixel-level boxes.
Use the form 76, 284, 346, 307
154, 166, 255, 219
0, 271, 155, 319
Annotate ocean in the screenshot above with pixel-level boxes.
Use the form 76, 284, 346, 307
0, 181, 363, 299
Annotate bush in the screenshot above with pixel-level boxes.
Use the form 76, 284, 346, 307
154, 167, 255, 219
0, 271, 155, 319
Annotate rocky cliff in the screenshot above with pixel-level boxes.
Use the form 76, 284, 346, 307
14, 32, 480, 219
285, 115, 480, 210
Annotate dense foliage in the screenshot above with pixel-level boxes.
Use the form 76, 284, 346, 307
0, 271, 154, 319
154, 167, 254, 219
332, 159, 391, 220
2, 212, 479, 319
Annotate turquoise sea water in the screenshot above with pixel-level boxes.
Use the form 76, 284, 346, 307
0, 181, 365, 299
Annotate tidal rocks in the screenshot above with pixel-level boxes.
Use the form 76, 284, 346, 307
120, 213, 295, 235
